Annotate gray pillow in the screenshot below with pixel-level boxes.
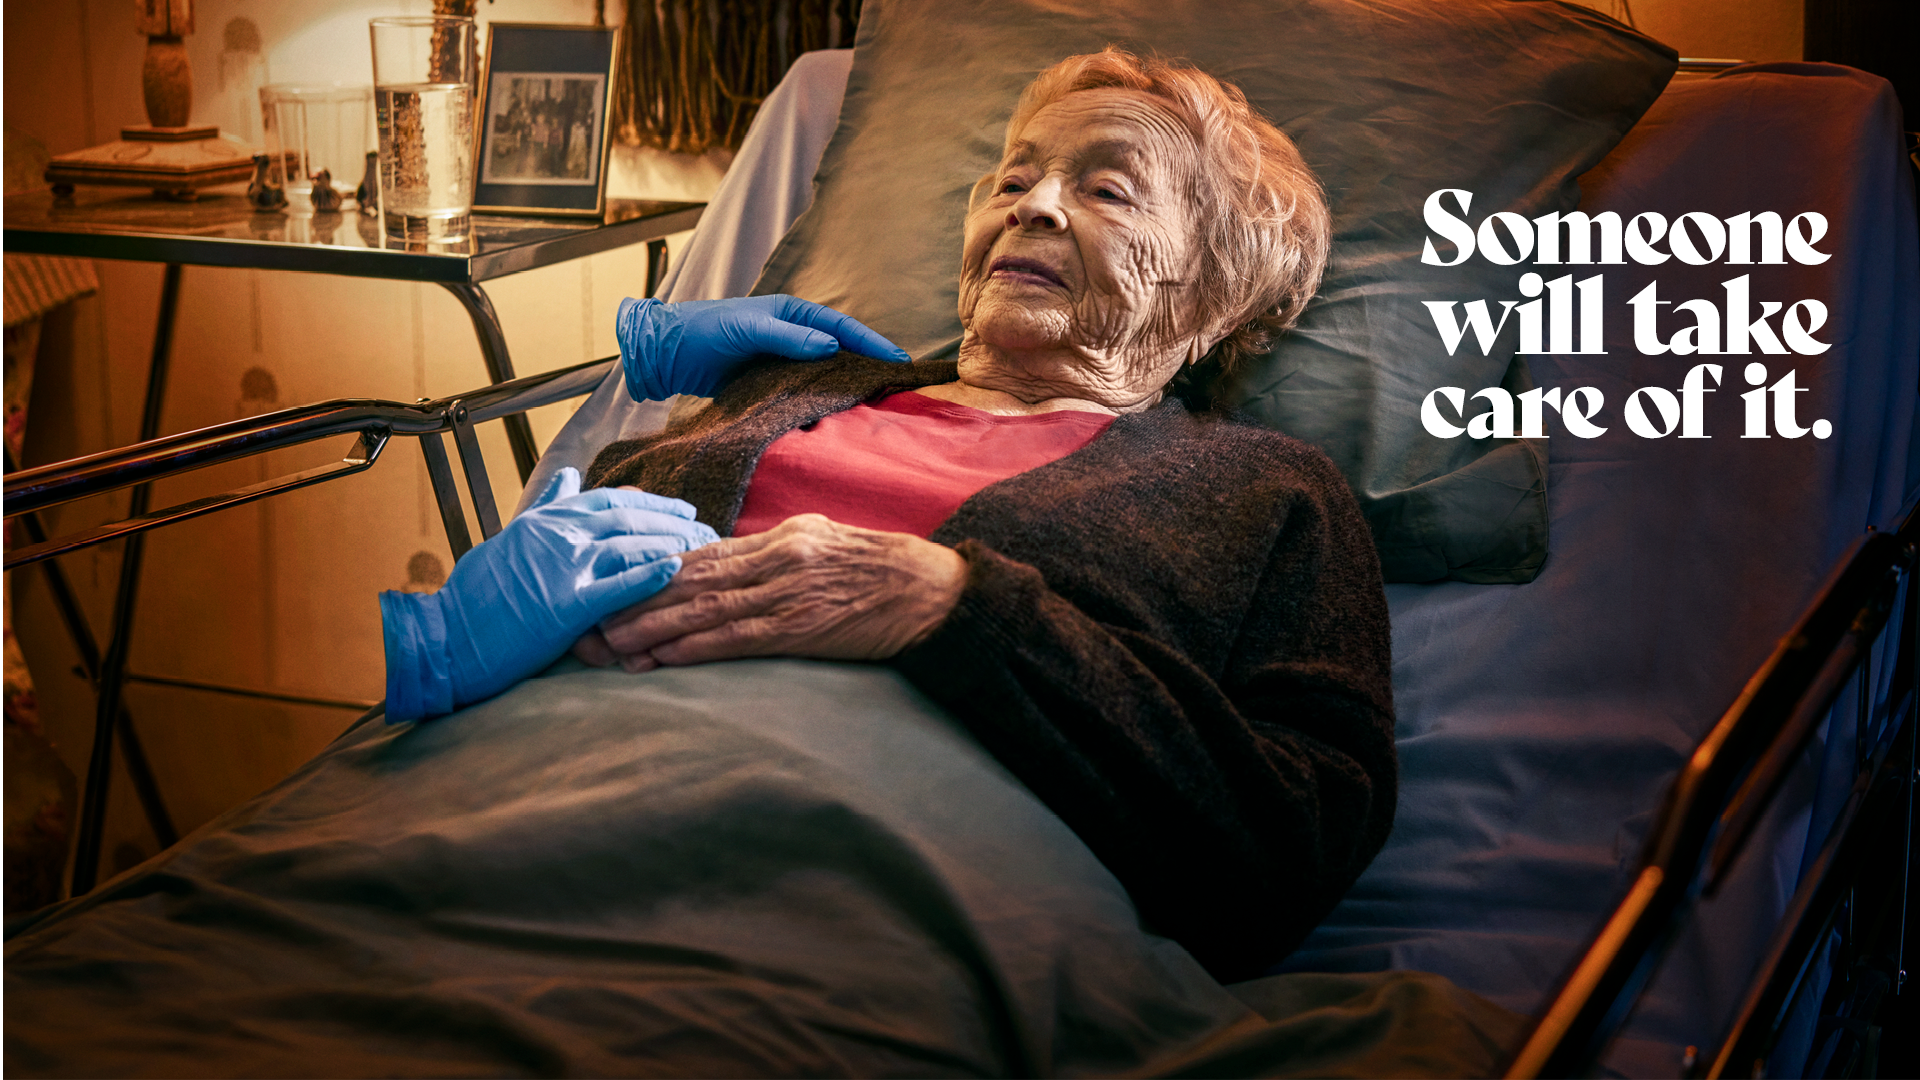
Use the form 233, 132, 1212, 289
753, 0, 1676, 583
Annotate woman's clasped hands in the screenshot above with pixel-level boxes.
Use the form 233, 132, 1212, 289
380, 294, 926, 722
573, 514, 968, 672
588, 293, 967, 670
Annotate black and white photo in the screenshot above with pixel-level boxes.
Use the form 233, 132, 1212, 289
473, 23, 621, 216
481, 72, 606, 186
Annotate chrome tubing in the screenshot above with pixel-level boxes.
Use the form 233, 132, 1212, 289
2, 356, 617, 571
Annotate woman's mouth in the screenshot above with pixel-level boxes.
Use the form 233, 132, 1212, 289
989, 256, 1065, 287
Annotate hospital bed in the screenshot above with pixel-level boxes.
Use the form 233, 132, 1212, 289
7, 25, 1919, 1080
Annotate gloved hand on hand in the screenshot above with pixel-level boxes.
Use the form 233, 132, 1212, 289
617, 294, 911, 402
379, 467, 719, 721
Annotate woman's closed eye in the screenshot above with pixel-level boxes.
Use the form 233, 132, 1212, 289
1087, 169, 1141, 203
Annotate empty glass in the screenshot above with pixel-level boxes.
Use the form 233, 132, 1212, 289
259, 84, 373, 208
370, 16, 477, 242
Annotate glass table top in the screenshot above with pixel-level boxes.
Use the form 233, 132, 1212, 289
4, 188, 704, 284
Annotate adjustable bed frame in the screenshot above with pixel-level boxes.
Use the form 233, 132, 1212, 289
5, 342, 1913, 1076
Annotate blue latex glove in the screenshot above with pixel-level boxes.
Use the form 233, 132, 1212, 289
617, 294, 912, 402
379, 467, 718, 722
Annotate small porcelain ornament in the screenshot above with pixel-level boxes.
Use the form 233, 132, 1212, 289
355, 150, 380, 216
245, 152, 286, 210
309, 169, 343, 212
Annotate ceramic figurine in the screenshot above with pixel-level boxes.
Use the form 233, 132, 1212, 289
309, 169, 343, 211
245, 153, 286, 210
355, 150, 380, 215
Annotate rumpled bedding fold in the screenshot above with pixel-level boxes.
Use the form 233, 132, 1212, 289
7, 659, 1519, 1078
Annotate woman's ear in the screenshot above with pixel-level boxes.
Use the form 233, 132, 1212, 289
1204, 312, 1249, 359
1188, 323, 1229, 366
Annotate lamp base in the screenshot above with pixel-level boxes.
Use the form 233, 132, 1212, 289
121, 124, 220, 142
47, 131, 257, 202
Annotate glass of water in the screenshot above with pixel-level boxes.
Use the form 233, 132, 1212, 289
369, 16, 476, 242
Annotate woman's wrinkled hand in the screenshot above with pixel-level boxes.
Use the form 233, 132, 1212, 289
382, 469, 718, 722
571, 514, 967, 671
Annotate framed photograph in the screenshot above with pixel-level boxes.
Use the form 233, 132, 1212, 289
473, 22, 622, 217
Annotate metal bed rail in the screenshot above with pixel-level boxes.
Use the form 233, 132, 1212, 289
2, 355, 617, 896
1506, 498, 1919, 1078
4, 355, 617, 570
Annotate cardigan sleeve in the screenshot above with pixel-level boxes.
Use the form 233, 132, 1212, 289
890, 474, 1396, 982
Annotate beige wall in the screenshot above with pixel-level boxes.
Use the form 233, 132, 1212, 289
1569, 0, 1805, 61
6, 0, 717, 883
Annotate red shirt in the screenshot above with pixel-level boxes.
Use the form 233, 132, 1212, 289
732, 390, 1115, 538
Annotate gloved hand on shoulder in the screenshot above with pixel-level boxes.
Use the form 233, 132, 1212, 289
617, 294, 911, 402
379, 467, 718, 722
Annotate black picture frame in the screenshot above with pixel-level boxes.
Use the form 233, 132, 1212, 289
473, 22, 622, 218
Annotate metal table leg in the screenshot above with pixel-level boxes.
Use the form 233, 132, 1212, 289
438, 283, 538, 484
5, 451, 178, 868
437, 238, 670, 498
70, 262, 184, 896
645, 237, 669, 298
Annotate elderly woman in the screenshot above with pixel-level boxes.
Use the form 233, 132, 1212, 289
382, 48, 1386, 981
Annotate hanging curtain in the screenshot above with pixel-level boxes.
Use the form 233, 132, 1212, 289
431, 0, 479, 82
615, 0, 861, 155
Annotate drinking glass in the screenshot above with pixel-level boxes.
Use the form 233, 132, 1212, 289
259, 84, 373, 207
369, 16, 477, 242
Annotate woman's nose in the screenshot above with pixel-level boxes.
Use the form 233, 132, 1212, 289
1007, 178, 1067, 232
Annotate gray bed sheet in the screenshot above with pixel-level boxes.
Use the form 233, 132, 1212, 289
6, 660, 1522, 1077
521, 52, 1920, 1076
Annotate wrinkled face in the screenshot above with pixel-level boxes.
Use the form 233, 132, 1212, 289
958, 88, 1208, 407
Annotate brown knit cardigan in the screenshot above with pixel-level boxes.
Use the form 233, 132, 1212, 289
585, 354, 1396, 981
